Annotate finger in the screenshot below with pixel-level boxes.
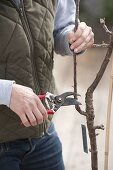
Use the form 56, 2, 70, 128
36, 97, 48, 119
74, 38, 92, 53
20, 113, 31, 127
33, 106, 44, 124
69, 22, 87, 44
68, 31, 75, 44
26, 109, 38, 126
74, 32, 94, 53
70, 26, 92, 50
86, 39, 95, 48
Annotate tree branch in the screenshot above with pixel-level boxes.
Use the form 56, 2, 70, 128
87, 36, 113, 94
85, 25, 113, 170
75, 105, 87, 116
100, 18, 113, 36
93, 43, 109, 48
73, 1, 113, 170
94, 125, 105, 130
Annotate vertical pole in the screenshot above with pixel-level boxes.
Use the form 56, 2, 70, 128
104, 52, 113, 170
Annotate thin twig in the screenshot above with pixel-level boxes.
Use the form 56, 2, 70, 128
94, 125, 105, 130
74, 0, 86, 115
74, 0, 80, 31
93, 44, 109, 48
75, 105, 87, 116
100, 18, 113, 36
73, 0, 80, 100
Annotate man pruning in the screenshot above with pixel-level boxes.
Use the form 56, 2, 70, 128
0, 0, 94, 169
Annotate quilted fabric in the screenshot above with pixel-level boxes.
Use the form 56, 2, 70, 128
0, 0, 56, 143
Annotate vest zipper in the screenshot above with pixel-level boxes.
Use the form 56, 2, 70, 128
10, 0, 40, 94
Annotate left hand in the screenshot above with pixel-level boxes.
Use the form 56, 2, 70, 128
67, 22, 94, 53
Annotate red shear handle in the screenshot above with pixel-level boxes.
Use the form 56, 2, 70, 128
47, 109, 55, 115
21, 109, 55, 125
38, 95, 55, 115
38, 94, 46, 100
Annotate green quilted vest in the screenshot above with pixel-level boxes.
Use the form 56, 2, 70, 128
0, 0, 56, 143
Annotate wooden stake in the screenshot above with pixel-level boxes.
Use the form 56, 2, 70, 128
104, 52, 113, 170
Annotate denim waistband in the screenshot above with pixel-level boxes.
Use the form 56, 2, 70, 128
0, 122, 56, 153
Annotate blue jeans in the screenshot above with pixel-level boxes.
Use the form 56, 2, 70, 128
0, 123, 65, 170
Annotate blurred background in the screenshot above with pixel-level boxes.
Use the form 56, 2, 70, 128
80, 0, 113, 43
53, 1, 113, 170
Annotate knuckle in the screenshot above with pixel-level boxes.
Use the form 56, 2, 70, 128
91, 39, 94, 45
36, 96, 42, 103
89, 43, 93, 48
92, 37, 94, 42
27, 87, 33, 91
83, 42, 86, 47
42, 109, 47, 115
74, 43, 78, 48
69, 39, 74, 44
30, 94, 36, 102
29, 100, 35, 108
71, 41, 76, 48
33, 93, 37, 99
91, 32, 94, 38
38, 115, 43, 121
24, 102, 29, 110
88, 26, 92, 32
81, 22, 86, 28
23, 121, 30, 127
42, 112, 46, 117
81, 34, 86, 41
31, 120, 37, 126
89, 40, 94, 47
85, 39, 89, 44
38, 116, 43, 124
90, 36, 94, 44
80, 26, 84, 32
77, 48, 81, 53
19, 112, 25, 117
81, 22, 86, 26
41, 109, 48, 119
68, 32, 74, 41
37, 99, 41, 104
43, 115, 48, 120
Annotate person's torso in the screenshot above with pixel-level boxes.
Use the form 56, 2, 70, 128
0, 0, 56, 143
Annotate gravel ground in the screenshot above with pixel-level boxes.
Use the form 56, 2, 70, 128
53, 49, 113, 170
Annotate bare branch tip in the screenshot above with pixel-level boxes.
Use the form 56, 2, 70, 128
100, 18, 105, 24
100, 18, 113, 35
94, 124, 105, 130
93, 43, 109, 48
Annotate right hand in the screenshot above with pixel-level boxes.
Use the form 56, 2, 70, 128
9, 84, 48, 127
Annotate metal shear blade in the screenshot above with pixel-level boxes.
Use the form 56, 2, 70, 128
43, 91, 81, 114
54, 92, 80, 102
62, 98, 81, 106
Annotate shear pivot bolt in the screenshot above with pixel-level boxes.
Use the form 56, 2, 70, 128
58, 97, 62, 102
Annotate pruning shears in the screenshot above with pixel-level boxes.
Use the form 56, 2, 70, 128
38, 92, 81, 115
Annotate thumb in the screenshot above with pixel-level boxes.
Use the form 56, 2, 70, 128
67, 30, 75, 44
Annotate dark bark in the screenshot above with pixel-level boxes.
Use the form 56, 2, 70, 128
85, 29, 113, 170
73, 0, 79, 99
